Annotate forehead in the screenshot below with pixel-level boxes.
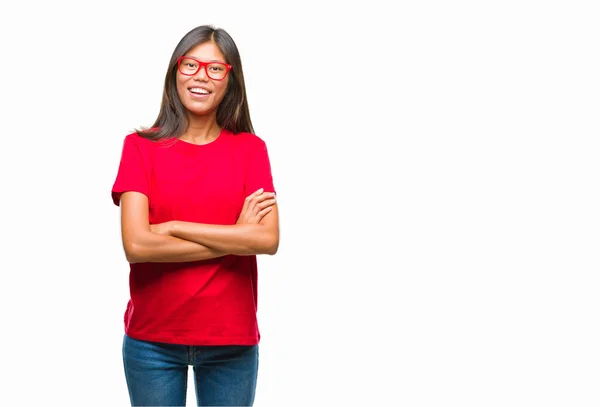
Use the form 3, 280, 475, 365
185, 42, 226, 62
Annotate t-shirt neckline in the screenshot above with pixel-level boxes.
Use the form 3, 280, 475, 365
176, 128, 226, 149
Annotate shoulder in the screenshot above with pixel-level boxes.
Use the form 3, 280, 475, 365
123, 131, 153, 145
120, 132, 145, 149
118, 132, 162, 163
123, 130, 172, 152
229, 131, 264, 143
227, 131, 268, 150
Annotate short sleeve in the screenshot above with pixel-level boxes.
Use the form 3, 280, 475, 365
245, 135, 276, 195
111, 134, 150, 206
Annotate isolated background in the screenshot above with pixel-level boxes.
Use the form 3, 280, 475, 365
1, 1, 598, 406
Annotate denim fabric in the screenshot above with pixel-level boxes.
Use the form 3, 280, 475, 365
122, 334, 258, 406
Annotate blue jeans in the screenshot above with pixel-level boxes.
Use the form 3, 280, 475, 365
122, 334, 258, 406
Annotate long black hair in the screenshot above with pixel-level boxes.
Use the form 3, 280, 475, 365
136, 25, 254, 140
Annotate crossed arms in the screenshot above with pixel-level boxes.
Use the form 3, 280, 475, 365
119, 189, 278, 264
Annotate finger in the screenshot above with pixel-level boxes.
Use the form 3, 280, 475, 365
245, 188, 265, 211
256, 198, 277, 210
252, 191, 275, 205
256, 206, 273, 220
250, 195, 273, 214
246, 188, 264, 200
244, 188, 263, 204
248, 192, 270, 214
240, 196, 249, 212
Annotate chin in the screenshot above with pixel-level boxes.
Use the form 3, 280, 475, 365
188, 107, 217, 117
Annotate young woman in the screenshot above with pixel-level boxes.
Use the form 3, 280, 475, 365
111, 24, 279, 406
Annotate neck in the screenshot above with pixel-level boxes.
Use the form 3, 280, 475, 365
181, 114, 221, 145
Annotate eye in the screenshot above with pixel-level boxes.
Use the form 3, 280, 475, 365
207, 63, 226, 71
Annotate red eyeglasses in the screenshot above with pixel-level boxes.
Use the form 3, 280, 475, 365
177, 56, 232, 81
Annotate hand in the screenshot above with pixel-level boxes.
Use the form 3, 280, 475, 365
237, 188, 276, 225
150, 221, 174, 236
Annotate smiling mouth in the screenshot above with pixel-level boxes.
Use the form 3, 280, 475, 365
189, 87, 211, 95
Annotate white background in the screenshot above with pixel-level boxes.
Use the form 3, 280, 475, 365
1, 1, 599, 406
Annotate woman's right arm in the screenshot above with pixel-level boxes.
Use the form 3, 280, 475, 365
120, 191, 227, 263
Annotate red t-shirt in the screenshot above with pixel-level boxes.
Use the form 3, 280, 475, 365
111, 129, 276, 345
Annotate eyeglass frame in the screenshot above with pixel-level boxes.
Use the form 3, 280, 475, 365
177, 56, 232, 81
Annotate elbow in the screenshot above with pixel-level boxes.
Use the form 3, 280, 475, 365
124, 241, 143, 264
249, 234, 278, 256
263, 235, 279, 255
247, 225, 279, 255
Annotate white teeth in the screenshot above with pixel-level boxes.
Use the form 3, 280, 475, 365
190, 88, 210, 94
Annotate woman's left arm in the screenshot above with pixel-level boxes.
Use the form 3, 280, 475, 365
153, 189, 279, 256
165, 207, 279, 256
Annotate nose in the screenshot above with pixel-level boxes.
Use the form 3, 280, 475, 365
194, 64, 209, 81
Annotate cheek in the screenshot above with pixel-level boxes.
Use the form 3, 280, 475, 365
176, 78, 187, 98
214, 80, 229, 100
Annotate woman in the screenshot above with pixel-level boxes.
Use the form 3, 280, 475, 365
111, 24, 279, 406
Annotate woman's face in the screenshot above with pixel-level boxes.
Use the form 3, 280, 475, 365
176, 41, 230, 117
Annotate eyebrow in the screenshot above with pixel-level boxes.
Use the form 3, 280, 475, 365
186, 56, 226, 63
